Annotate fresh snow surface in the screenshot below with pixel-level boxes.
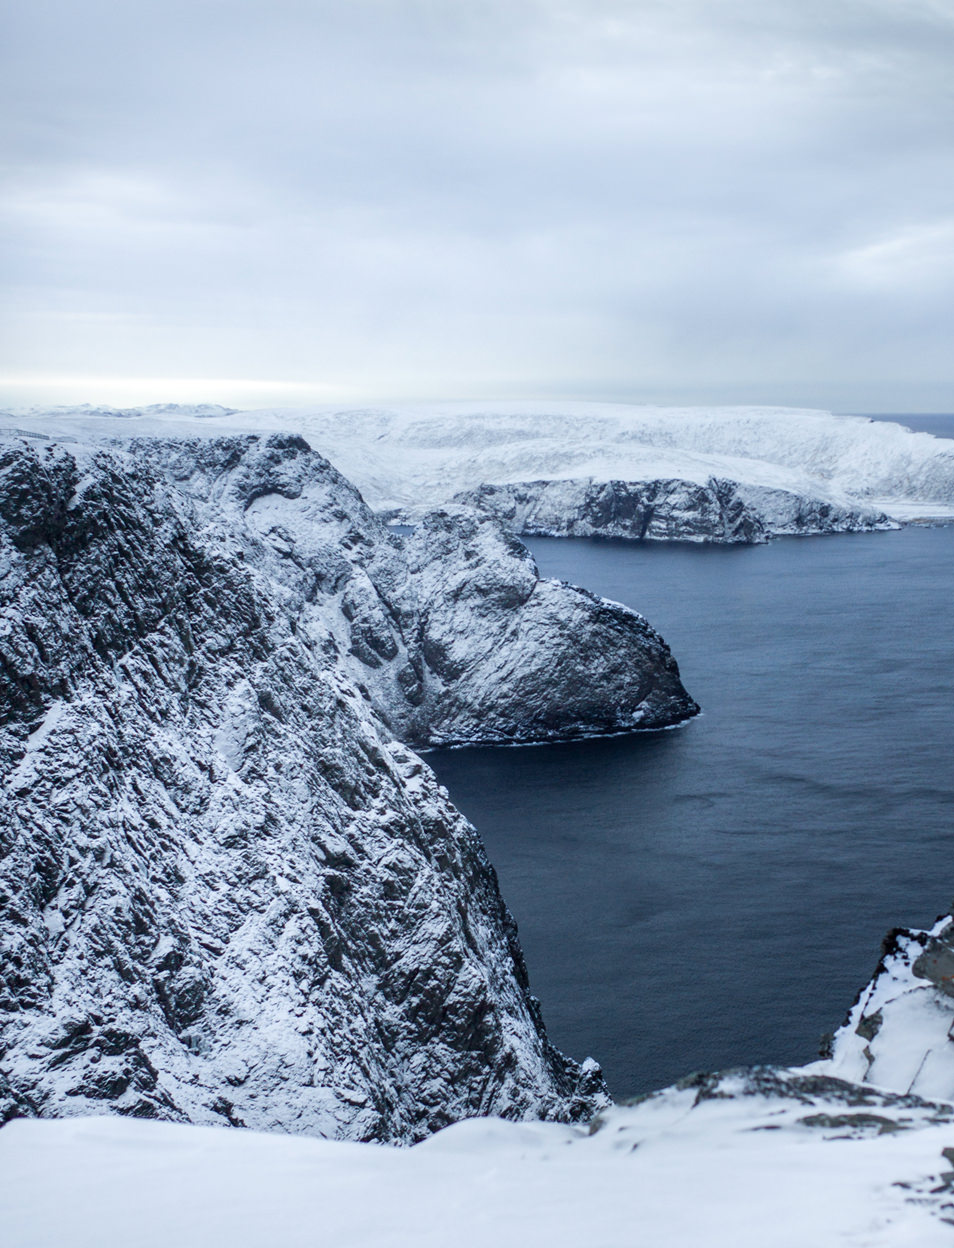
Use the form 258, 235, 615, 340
3, 401, 953, 524
4, 1071, 954, 1248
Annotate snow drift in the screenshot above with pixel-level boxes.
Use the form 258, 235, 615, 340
4, 1068, 954, 1247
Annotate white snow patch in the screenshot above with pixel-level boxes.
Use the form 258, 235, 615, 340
5, 701, 68, 791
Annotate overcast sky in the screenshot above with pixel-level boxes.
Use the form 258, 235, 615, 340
2, 0, 953, 411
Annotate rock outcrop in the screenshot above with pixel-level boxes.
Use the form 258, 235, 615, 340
0, 432, 696, 1140
451, 477, 896, 545
404, 508, 696, 742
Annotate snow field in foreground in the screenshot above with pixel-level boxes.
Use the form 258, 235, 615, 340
3, 1086, 954, 1248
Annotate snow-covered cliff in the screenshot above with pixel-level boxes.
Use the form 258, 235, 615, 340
820, 913, 954, 1104
402, 507, 696, 742
452, 476, 893, 544
123, 434, 697, 744
0, 431, 700, 1140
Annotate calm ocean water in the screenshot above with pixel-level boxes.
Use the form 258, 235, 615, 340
428, 419, 954, 1099
861, 413, 954, 438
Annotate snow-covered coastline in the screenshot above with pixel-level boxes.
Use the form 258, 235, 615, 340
5, 401, 953, 541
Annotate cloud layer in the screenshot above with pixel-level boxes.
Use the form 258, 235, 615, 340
2, 0, 953, 409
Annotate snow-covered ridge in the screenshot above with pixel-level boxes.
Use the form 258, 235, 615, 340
122, 434, 698, 745
6, 401, 952, 538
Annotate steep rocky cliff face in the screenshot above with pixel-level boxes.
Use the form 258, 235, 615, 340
404, 508, 696, 742
0, 432, 696, 1140
452, 478, 895, 545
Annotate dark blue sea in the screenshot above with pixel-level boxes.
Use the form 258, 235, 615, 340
428, 414, 954, 1099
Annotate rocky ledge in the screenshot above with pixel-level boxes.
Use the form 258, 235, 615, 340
0, 432, 697, 1141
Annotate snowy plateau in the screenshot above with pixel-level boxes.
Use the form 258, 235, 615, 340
2, 406, 954, 1245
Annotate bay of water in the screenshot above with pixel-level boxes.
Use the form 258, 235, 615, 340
861, 412, 954, 438
428, 519, 954, 1099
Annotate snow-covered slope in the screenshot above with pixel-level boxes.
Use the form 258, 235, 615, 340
4, 1068, 954, 1247
6, 401, 952, 538
0, 430, 699, 1140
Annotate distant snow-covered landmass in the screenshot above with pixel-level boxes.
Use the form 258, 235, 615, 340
5, 401, 953, 541
0, 402, 237, 422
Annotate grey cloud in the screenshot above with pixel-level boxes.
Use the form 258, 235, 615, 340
1, 0, 953, 409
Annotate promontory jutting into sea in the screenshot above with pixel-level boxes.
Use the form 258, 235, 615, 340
2, 403, 954, 1242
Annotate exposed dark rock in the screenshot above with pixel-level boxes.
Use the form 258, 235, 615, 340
912, 935, 954, 999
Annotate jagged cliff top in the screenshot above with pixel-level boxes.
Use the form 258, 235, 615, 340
0, 432, 696, 1141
